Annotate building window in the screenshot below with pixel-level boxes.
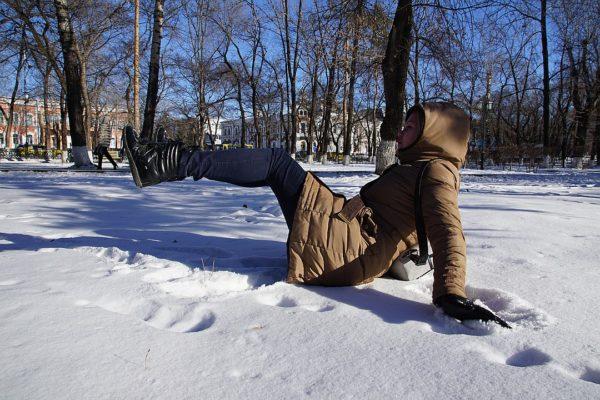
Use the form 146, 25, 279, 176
13, 114, 19, 126
26, 134, 33, 144
26, 114, 34, 126
301, 122, 306, 134
12, 134, 18, 147
0, 134, 4, 147
0, 113, 4, 124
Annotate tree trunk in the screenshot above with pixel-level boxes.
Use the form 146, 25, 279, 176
141, 0, 164, 139
321, 55, 337, 163
133, 0, 141, 131
283, 0, 303, 157
53, 0, 93, 167
344, 0, 364, 166
236, 80, 247, 148
540, 0, 550, 165
307, 60, 318, 164
494, 85, 504, 148
413, 33, 420, 105
79, 59, 93, 148
278, 83, 288, 149
376, 0, 413, 174
4, 31, 27, 150
558, 66, 569, 167
594, 112, 600, 166
251, 82, 261, 147
370, 69, 380, 161
43, 63, 52, 159
480, 70, 492, 170
60, 88, 68, 160
568, 42, 591, 162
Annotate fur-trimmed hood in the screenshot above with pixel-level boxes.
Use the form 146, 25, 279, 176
397, 102, 471, 169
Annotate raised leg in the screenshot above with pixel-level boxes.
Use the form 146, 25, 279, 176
179, 147, 307, 229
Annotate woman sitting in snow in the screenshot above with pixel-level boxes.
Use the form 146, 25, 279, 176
124, 102, 510, 328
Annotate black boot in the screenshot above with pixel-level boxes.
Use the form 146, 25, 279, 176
123, 126, 184, 188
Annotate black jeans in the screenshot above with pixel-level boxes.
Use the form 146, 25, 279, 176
179, 147, 307, 229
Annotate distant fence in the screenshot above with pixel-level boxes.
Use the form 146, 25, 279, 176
466, 145, 597, 170
0, 147, 63, 161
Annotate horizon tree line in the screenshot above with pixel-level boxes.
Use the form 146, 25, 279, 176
0, 0, 598, 169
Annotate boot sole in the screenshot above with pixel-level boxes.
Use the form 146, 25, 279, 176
123, 134, 144, 188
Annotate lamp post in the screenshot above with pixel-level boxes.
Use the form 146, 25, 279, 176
24, 93, 30, 148
22, 54, 30, 148
35, 98, 41, 146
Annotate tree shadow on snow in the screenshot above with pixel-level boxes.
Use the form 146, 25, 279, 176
2, 173, 496, 335
0, 229, 289, 288
0, 229, 484, 335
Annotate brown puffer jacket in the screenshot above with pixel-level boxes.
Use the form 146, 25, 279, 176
286, 102, 470, 300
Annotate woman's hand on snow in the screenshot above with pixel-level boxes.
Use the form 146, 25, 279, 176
434, 294, 512, 329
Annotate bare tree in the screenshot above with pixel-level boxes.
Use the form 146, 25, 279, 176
141, 0, 164, 139
2, 29, 27, 150
376, 0, 413, 174
174, 0, 227, 148
53, 0, 93, 167
343, 0, 364, 165
133, 0, 140, 131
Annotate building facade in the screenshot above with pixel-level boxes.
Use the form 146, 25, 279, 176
218, 107, 381, 156
0, 97, 128, 150
0, 97, 55, 149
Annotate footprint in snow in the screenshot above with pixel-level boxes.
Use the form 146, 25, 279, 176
256, 293, 335, 312
580, 366, 600, 385
505, 347, 553, 367
94, 298, 216, 333
466, 342, 600, 385
465, 342, 552, 367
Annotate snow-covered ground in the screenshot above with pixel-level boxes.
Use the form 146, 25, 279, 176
0, 164, 599, 399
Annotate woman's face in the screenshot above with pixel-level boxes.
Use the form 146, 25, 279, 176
397, 111, 421, 149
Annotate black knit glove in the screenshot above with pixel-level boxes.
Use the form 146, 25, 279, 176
434, 294, 512, 329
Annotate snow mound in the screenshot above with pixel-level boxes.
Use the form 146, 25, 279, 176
403, 280, 554, 331
78, 245, 275, 301
3, 167, 600, 399
77, 246, 178, 271
467, 286, 556, 330
153, 269, 256, 299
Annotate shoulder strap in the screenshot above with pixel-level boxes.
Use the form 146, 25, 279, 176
411, 159, 437, 266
